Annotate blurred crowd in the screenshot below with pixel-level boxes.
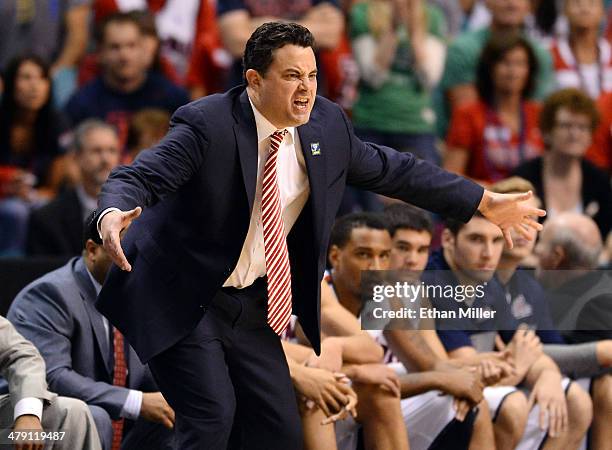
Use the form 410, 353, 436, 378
0, 0, 611, 449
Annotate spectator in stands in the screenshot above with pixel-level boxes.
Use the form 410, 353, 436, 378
429, 213, 592, 450
327, 212, 494, 450
0, 55, 69, 194
445, 34, 544, 185
436, 0, 554, 136
93, 0, 204, 80
589, 90, 612, 173
0, 315, 101, 450
185, 0, 232, 99
216, 0, 344, 89
125, 109, 170, 163
349, 0, 446, 165
8, 216, 175, 450
535, 212, 612, 449
432, 0, 491, 37
79, 10, 182, 88
550, 0, 610, 99
513, 88, 612, 239
26, 120, 121, 257
65, 12, 189, 146
0, 55, 70, 256
0, 0, 91, 106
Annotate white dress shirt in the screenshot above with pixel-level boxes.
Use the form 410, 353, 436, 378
223, 98, 310, 288
14, 398, 43, 422
87, 270, 142, 420
98, 96, 310, 290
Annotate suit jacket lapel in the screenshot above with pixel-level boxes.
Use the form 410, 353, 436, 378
233, 90, 259, 213
297, 111, 326, 247
73, 258, 112, 377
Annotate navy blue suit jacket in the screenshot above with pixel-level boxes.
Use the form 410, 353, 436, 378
96, 86, 484, 362
8, 257, 156, 419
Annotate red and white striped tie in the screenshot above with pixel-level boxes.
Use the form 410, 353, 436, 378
262, 130, 292, 335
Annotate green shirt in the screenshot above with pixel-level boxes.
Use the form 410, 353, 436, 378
434, 27, 555, 136
350, 2, 446, 134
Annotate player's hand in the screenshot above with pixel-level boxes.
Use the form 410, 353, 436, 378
478, 190, 545, 249
100, 207, 142, 271
452, 397, 472, 422
351, 364, 401, 398
293, 366, 356, 419
527, 370, 568, 438
438, 367, 484, 406
507, 328, 542, 380
13, 414, 43, 450
140, 392, 175, 429
321, 374, 358, 425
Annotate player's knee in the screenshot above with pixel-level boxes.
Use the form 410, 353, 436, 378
566, 383, 593, 434
498, 391, 529, 440
592, 374, 612, 415
354, 382, 400, 421
567, 383, 593, 431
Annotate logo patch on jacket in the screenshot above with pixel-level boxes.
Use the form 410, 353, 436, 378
310, 142, 321, 155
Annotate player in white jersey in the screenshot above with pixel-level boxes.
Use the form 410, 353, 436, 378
326, 211, 495, 450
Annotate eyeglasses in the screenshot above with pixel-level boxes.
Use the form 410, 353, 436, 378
553, 121, 592, 133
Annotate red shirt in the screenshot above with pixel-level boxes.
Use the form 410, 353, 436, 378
446, 100, 544, 184
588, 92, 612, 173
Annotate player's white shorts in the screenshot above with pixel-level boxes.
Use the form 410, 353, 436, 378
403, 390, 457, 450
334, 390, 457, 450
484, 378, 573, 450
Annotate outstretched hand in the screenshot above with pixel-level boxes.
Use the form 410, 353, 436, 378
100, 207, 142, 271
478, 190, 546, 249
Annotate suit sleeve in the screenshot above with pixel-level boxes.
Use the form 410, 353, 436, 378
0, 316, 53, 409
7, 285, 130, 419
97, 103, 210, 215
338, 106, 484, 222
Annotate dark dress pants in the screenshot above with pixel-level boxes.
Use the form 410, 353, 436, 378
147, 278, 303, 450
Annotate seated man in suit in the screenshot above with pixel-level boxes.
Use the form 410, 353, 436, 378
0, 315, 101, 450
8, 215, 175, 450
26, 120, 121, 257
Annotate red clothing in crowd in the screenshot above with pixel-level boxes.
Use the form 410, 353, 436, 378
549, 38, 612, 99
589, 92, 612, 174
446, 100, 544, 184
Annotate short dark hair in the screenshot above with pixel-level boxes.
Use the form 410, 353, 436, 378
96, 11, 142, 45
243, 22, 314, 80
476, 32, 538, 106
540, 88, 600, 135
445, 211, 485, 236
329, 213, 389, 249
384, 203, 433, 237
83, 211, 103, 249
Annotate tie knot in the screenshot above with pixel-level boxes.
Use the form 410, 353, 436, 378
271, 129, 287, 144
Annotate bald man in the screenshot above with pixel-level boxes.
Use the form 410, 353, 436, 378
535, 213, 612, 449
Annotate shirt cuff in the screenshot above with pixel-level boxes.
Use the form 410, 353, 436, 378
120, 390, 143, 420
14, 397, 43, 422
96, 207, 122, 239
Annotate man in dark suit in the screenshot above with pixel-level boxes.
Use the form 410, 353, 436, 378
96, 22, 545, 450
26, 120, 121, 257
9, 216, 175, 450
